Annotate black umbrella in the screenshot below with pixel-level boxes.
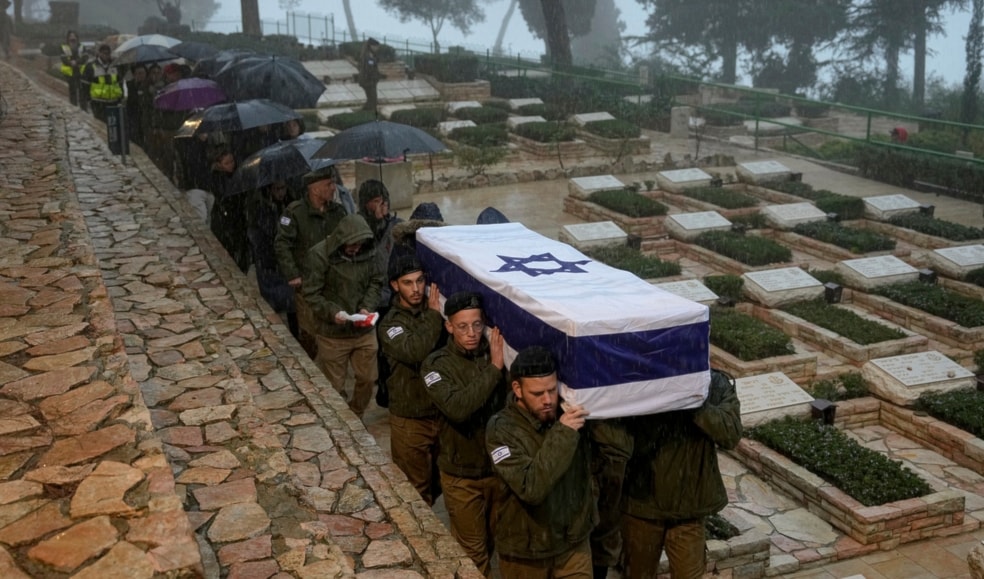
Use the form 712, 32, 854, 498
170, 41, 219, 62
114, 44, 178, 66
212, 54, 326, 109
228, 139, 329, 193
311, 121, 448, 161
194, 48, 256, 78
175, 99, 301, 138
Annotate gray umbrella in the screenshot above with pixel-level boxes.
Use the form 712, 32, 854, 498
311, 120, 448, 161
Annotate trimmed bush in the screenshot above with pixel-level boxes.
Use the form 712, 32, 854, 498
449, 124, 509, 147
325, 111, 377, 130
585, 245, 681, 279
907, 130, 960, 155
481, 99, 513, 111
808, 269, 845, 286
710, 307, 795, 361
792, 222, 896, 254
917, 388, 984, 439
454, 106, 510, 124
583, 119, 641, 139
965, 266, 984, 287
763, 180, 865, 220
694, 231, 792, 266
782, 299, 906, 344
809, 372, 869, 402
517, 103, 567, 121
488, 75, 545, 99
338, 40, 397, 63
679, 187, 759, 209
454, 145, 508, 176
856, 145, 984, 203
389, 107, 445, 129
730, 212, 769, 230
513, 121, 578, 143
873, 282, 984, 328
750, 417, 931, 506
414, 52, 479, 83
887, 213, 984, 241
588, 189, 668, 218
703, 274, 744, 302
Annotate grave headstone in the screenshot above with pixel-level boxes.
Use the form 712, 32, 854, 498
446, 101, 483, 114
572, 112, 617, 126
670, 106, 692, 138
863, 194, 922, 221
835, 255, 919, 290
737, 160, 792, 184
736, 372, 815, 427
438, 120, 477, 137
656, 168, 713, 193
761, 202, 827, 229
862, 351, 975, 406
665, 211, 732, 241
558, 221, 628, 251
507, 115, 547, 130
929, 244, 984, 279
508, 98, 543, 110
568, 175, 626, 199
655, 280, 719, 305
742, 267, 824, 307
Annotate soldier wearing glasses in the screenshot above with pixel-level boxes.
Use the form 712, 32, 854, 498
421, 291, 506, 577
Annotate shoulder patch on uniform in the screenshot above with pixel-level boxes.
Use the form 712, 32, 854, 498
491, 445, 511, 464
280, 216, 291, 226
423, 371, 441, 387
386, 326, 405, 340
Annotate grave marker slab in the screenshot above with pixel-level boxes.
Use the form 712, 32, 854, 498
655, 280, 719, 305
761, 202, 827, 229
862, 351, 975, 406
656, 168, 713, 193
737, 160, 792, 184
742, 267, 824, 307
863, 194, 922, 221
736, 372, 814, 427
572, 112, 616, 126
508, 98, 543, 110
438, 120, 477, 136
446, 101, 483, 114
835, 256, 919, 290
665, 211, 732, 241
568, 175, 626, 199
558, 221, 628, 250
929, 244, 984, 278
507, 115, 547, 130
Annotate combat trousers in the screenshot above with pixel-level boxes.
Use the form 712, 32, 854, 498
389, 414, 441, 505
315, 332, 377, 417
622, 514, 706, 579
440, 471, 503, 577
498, 539, 592, 579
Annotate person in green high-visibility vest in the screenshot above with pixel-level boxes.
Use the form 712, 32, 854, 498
59, 30, 89, 109
81, 44, 123, 123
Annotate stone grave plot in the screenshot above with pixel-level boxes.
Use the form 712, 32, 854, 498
863, 194, 922, 221
557, 221, 627, 250
506, 115, 547, 130
572, 111, 616, 126
378, 103, 417, 119
665, 211, 732, 242
862, 350, 975, 406
317, 107, 354, 124
736, 160, 793, 185
317, 84, 364, 108
567, 175, 626, 199
654, 279, 719, 305
445, 100, 483, 114
710, 310, 821, 385
929, 244, 984, 279
761, 202, 827, 230
564, 178, 678, 240
437, 119, 476, 136
656, 168, 713, 194
835, 255, 919, 290
508, 97, 543, 110
736, 371, 815, 427
741, 267, 824, 307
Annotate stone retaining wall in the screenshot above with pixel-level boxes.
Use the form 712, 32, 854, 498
509, 134, 594, 159
850, 292, 984, 352
562, 197, 669, 239
876, 403, 984, 477
856, 221, 972, 250
417, 75, 491, 101
576, 130, 651, 156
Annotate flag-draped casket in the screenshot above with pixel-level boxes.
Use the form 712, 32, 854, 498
416, 223, 711, 418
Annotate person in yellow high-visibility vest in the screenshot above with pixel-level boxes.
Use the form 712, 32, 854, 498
81, 44, 123, 123
59, 30, 88, 109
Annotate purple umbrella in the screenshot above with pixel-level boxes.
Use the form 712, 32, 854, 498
153, 78, 227, 111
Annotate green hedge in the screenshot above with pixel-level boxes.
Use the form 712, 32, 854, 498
338, 40, 397, 63
588, 189, 668, 218
517, 103, 567, 121
415, 52, 479, 83
917, 388, 984, 439
324, 111, 377, 130
965, 266, 984, 287
782, 299, 906, 344
763, 180, 865, 220
679, 187, 759, 209
750, 417, 931, 506
585, 245, 681, 279
710, 307, 794, 361
809, 372, 869, 402
703, 274, 744, 301
513, 121, 578, 143
887, 213, 984, 241
389, 107, 445, 129
874, 282, 984, 328
792, 222, 896, 253
454, 106, 510, 124
730, 212, 769, 230
583, 119, 641, 139
856, 145, 984, 203
809, 269, 845, 286
481, 99, 513, 111
694, 231, 792, 266
449, 125, 509, 147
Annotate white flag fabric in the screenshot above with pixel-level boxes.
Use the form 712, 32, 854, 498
416, 223, 710, 418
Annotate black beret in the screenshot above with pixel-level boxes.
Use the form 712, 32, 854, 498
388, 255, 423, 282
511, 346, 556, 379
444, 291, 482, 318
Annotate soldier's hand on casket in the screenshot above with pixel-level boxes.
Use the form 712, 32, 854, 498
559, 405, 589, 431
489, 327, 504, 369
428, 283, 441, 312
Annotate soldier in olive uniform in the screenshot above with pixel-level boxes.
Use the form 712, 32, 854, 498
421, 291, 506, 577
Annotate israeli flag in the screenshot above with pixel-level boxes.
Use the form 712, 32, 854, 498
417, 223, 710, 418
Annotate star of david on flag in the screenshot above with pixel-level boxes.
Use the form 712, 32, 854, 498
493, 253, 590, 276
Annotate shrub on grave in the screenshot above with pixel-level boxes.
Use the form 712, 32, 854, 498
588, 189, 669, 218
481, 100, 513, 111
678, 186, 758, 209
809, 372, 870, 402
694, 231, 792, 266
792, 222, 896, 254
585, 245, 681, 279
873, 281, 984, 328
338, 40, 397, 62
907, 130, 960, 155
325, 111, 377, 130
782, 299, 906, 344
887, 213, 984, 241
703, 274, 744, 302
513, 121, 578, 143
517, 103, 568, 121
487, 75, 546, 99
449, 124, 509, 147
729, 212, 769, 230
389, 107, 446, 129
582, 119, 641, 139
917, 388, 984, 439
856, 146, 984, 203
807, 269, 845, 286
709, 306, 795, 361
415, 52, 480, 83
454, 106, 510, 124
750, 417, 932, 506
965, 266, 984, 287
762, 180, 865, 220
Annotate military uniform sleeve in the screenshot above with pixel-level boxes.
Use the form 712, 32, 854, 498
486, 413, 580, 506
301, 242, 341, 322
359, 256, 385, 313
693, 373, 743, 450
380, 309, 443, 365
422, 352, 502, 423
274, 205, 302, 280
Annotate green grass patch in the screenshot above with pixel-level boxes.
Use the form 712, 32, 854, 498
588, 189, 668, 218
694, 231, 792, 266
873, 282, 984, 328
678, 186, 759, 209
792, 222, 896, 254
809, 372, 870, 402
585, 245, 681, 279
917, 388, 984, 439
887, 213, 984, 241
710, 307, 794, 361
782, 300, 906, 345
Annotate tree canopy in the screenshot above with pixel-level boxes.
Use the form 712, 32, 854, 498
378, 0, 490, 52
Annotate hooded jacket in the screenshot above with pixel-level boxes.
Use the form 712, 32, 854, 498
274, 195, 347, 282
302, 214, 384, 338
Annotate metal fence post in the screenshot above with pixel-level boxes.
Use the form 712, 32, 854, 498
866, 112, 872, 143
